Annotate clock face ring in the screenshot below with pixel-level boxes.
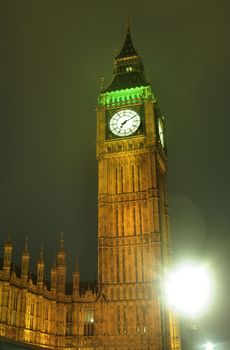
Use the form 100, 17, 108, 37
109, 109, 141, 137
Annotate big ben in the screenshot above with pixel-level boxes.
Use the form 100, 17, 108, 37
0, 27, 181, 350
96, 27, 181, 350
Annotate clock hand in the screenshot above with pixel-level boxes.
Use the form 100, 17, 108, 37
118, 120, 127, 133
121, 115, 136, 127
126, 114, 137, 122
121, 119, 128, 127
118, 125, 123, 133
118, 113, 137, 130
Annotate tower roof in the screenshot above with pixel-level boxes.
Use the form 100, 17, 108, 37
4, 230, 12, 247
115, 27, 138, 59
22, 236, 29, 256
38, 245, 44, 263
102, 27, 148, 93
58, 233, 65, 253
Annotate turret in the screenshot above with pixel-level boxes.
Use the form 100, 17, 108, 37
37, 246, 45, 288
72, 257, 80, 295
3, 232, 13, 279
56, 234, 66, 294
21, 237, 30, 283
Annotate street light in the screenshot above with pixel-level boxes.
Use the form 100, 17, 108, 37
205, 342, 214, 350
165, 263, 212, 350
166, 264, 212, 316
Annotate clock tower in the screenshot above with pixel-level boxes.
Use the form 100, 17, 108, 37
96, 28, 181, 350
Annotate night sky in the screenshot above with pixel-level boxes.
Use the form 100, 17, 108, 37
1, 0, 230, 348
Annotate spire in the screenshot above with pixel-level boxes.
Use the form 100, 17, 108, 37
4, 229, 12, 247
75, 256, 79, 272
102, 26, 148, 93
51, 255, 57, 292
37, 245, 45, 285
4, 226, 13, 249
59, 233, 64, 252
39, 245, 44, 262
23, 236, 29, 255
21, 236, 30, 281
57, 233, 66, 266
6, 226, 12, 244
56, 233, 66, 294
3, 229, 13, 277
37, 245, 44, 266
72, 256, 80, 295
115, 26, 138, 59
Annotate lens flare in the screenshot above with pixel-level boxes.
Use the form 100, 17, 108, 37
205, 342, 214, 350
166, 264, 212, 316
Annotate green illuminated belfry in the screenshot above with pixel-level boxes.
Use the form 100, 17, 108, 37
99, 28, 154, 108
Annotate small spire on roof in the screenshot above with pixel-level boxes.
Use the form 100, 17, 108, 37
59, 233, 64, 251
8, 225, 12, 241
39, 245, 44, 261
23, 236, 29, 254
75, 256, 79, 272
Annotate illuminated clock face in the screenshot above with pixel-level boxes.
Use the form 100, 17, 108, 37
158, 119, 164, 147
109, 109, 141, 137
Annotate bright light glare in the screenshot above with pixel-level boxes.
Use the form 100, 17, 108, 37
205, 342, 214, 350
166, 264, 212, 316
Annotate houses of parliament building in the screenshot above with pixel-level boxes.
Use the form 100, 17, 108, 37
0, 29, 181, 350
